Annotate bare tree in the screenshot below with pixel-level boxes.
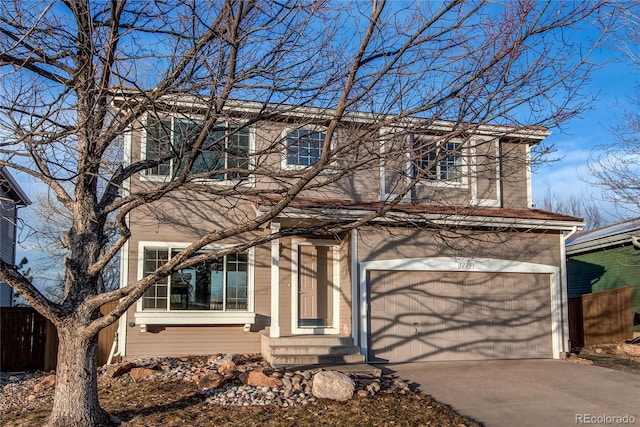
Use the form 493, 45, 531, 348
0, 1, 607, 425
588, 1, 640, 214
29, 192, 119, 302
538, 188, 605, 229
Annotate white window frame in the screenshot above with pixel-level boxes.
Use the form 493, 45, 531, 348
140, 113, 255, 186
281, 126, 335, 171
413, 135, 468, 188
134, 241, 256, 328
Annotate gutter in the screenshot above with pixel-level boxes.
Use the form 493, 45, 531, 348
567, 233, 640, 255
257, 205, 585, 231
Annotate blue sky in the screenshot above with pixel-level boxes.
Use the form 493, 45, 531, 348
532, 39, 639, 221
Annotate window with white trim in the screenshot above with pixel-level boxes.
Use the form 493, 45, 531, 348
145, 116, 250, 179
285, 129, 325, 167
414, 140, 464, 183
141, 248, 249, 312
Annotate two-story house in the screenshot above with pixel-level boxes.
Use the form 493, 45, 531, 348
116, 100, 583, 365
0, 167, 31, 307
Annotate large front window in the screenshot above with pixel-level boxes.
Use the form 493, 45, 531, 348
142, 249, 248, 312
145, 116, 250, 179
415, 140, 463, 182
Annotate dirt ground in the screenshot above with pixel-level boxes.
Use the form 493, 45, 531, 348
2, 379, 478, 427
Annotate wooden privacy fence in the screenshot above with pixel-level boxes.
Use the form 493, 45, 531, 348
1, 302, 120, 372
568, 286, 633, 347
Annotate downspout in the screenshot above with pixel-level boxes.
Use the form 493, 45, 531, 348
631, 236, 640, 249
560, 226, 579, 357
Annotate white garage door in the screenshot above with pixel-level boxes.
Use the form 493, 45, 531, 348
368, 271, 553, 362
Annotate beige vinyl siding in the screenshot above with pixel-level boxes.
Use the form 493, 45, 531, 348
124, 325, 261, 359
475, 139, 499, 202
339, 238, 352, 336
500, 142, 529, 209
357, 227, 562, 268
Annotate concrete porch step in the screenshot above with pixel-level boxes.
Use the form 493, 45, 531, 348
269, 344, 361, 356
267, 335, 355, 347
261, 333, 366, 368
270, 353, 366, 368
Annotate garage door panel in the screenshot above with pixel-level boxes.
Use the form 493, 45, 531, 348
369, 271, 553, 362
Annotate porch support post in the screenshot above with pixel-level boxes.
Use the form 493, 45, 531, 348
270, 221, 281, 338
351, 228, 359, 346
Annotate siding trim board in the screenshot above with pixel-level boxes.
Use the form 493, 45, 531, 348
359, 257, 563, 362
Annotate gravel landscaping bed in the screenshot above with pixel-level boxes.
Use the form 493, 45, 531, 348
1, 354, 478, 426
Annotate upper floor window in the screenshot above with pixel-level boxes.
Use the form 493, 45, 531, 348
285, 129, 325, 167
142, 248, 249, 312
414, 140, 464, 183
145, 116, 250, 180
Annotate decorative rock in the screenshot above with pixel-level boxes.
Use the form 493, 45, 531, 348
218, 359, 237, 376
312, 371, 355, 402
129, 367, 157, 380
393, 379, 410, 391
195, 373, 225, 389
617, 342, 640, 357
357, 389, 370, 397
33, 375, 55, 394
146, 361, 164, 370
366, 381, 381, 394
239, 369, 283, 388
104, 361, 136, 378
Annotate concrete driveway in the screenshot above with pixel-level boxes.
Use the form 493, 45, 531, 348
384, 360, 640, 427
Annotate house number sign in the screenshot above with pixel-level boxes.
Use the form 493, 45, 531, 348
457, 258, 475, 270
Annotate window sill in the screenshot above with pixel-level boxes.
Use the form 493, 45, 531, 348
140, 175, 254, 186
416, 180, 467, 188
134, 311, 256, 331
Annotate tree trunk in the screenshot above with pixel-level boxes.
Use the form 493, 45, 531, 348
47, 324, 110, 427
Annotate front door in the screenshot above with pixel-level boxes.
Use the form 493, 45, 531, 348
292, 240, 340, 334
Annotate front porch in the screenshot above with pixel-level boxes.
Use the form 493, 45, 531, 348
260, 333, 365, 368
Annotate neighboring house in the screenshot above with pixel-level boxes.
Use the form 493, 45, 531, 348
116, 100, 583, 364
0, 168, 31, 307
566, 218, 640, 333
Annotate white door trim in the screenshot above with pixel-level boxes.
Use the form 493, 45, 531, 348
291, 238, 341, 335
359, 257, 562, 361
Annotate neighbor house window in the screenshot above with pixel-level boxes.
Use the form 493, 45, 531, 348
145, 116, 250, 179
414, 140, 464, 183
285, 129, 325, 167
142, 248, 248, 312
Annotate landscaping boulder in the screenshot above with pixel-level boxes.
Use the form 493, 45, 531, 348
618, 342, 640, 357
218, 359, 237, 376
129, 367, 156, 380
312, 371, 354, 402
33, 375, 56, 394
104, 361, 136, 378
239, 369, 283, 388
195, 373, 225, 389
